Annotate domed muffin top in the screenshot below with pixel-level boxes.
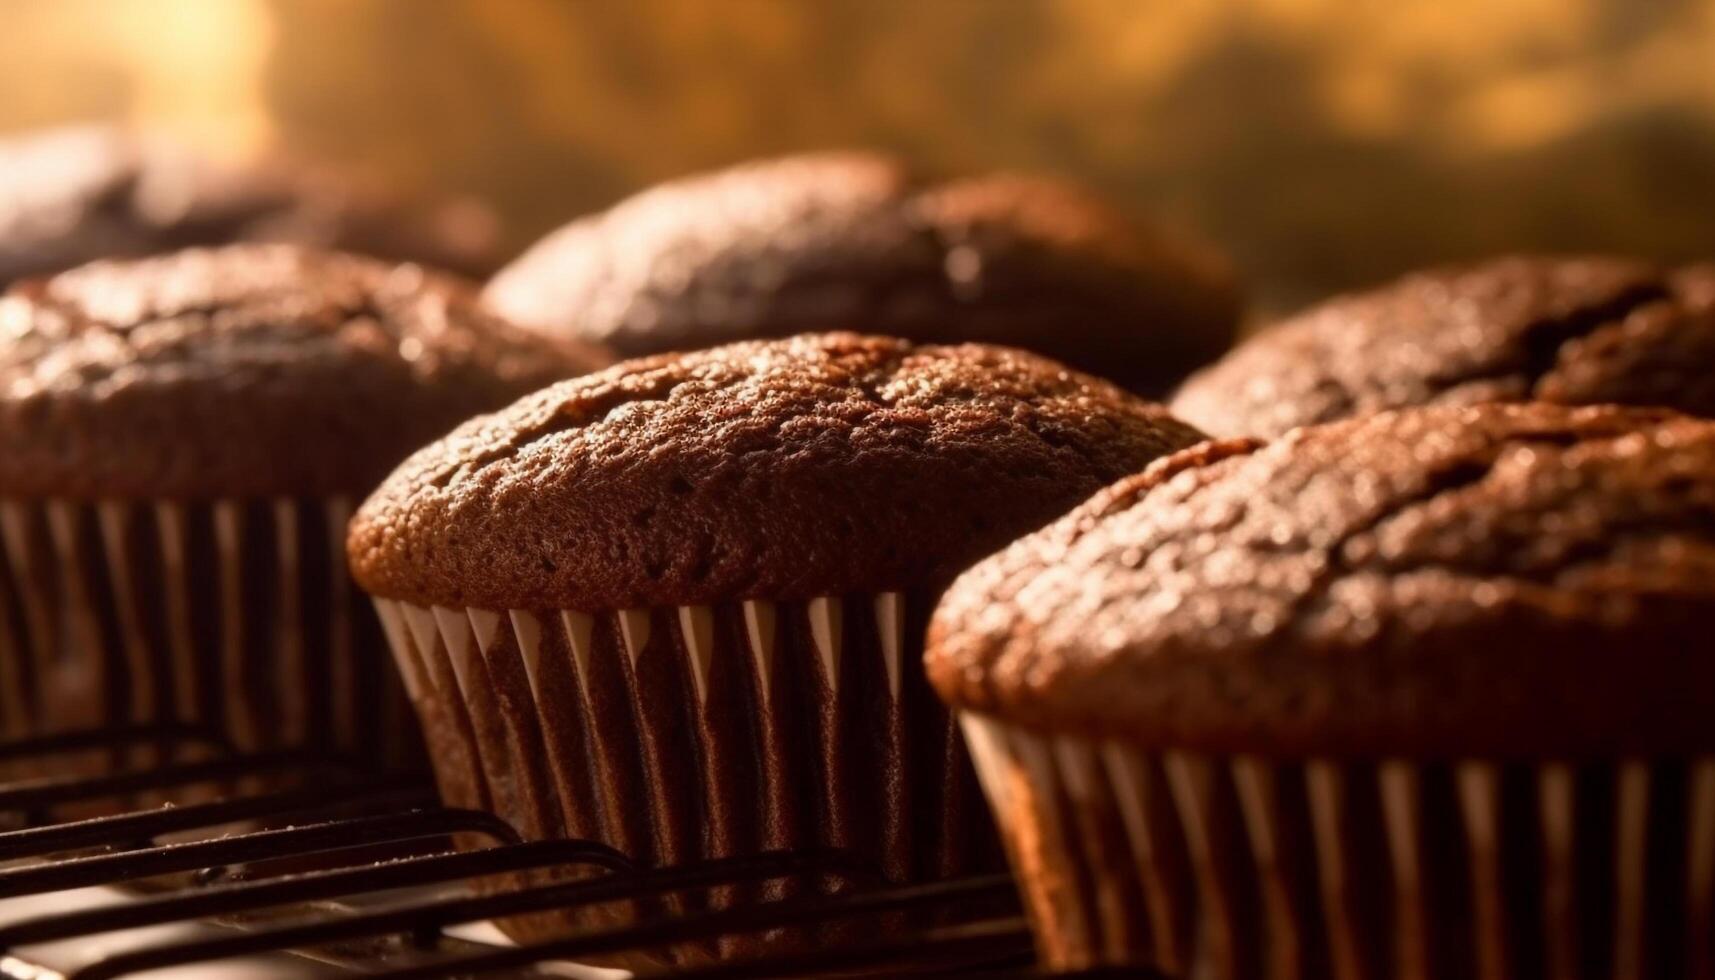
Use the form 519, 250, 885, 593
0, 124, 500, 285
483, 151, 1239, 395
1676, 262, 1715, 311
0, 244, 608, 499
929, 402, 1715, 759
348, 332, 1205, 611
1171, 255, 1715, 437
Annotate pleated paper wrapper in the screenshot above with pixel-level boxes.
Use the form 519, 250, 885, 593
962, 713, 1715, 980
373, 590, 999, 963
0, 496, 418, 771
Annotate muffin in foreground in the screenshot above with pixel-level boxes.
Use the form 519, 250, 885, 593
483, 151, 1240, 395
0, 123, 501, 287
930, 403, 1715, 979
347, 332, 1206, 956
0, 244, 606, 762
1171, 255, 1715, 437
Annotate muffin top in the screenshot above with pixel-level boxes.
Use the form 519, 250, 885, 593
349, 332, 1206, 611
0, 124, 500, 285
1171, 255, 1715, 437
0, 244, 608, 499
929, 403, 1715, 759
483, 151, 1239, 395
1676, 262, 1715, 310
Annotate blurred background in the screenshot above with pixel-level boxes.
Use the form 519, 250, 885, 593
1, 0, 1712, 314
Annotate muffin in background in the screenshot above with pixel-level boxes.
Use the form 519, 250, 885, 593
1172, 255, 1715, 437
0, 124, 502, 287
1677, 262, 1715, 310
347, 332, 1206, 960
931, 402, 1715, 979
0, 244, 607, 762
484, 151, 1240, 395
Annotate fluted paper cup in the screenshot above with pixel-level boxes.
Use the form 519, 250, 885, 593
962, 713, 1715, 980
373, 589, 997, 963
0, 496, 417, 770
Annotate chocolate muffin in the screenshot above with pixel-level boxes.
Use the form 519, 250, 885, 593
1171, 255, 1715, 437
1676, 262, 1715, 311
0, 244, 606, 761
931, 402, 1715, 979
348, 332, 1205, 958
483, 151, 1240, 395
0, 124, 501, 287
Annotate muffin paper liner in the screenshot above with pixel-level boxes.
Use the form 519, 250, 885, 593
0, 496, 415, 767
961, 713, 1715, 980
372, 592, 996, 955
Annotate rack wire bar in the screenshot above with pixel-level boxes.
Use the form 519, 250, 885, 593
652, 917, 1037, 980
0, 838, 631, 949
0, 808, 521, 898
363, 874, 1026, 980
0, 750, 339, 814
0, 780, 430, 861
64, 850, 864, 980
977, 966, 1178, 980
0, 726, 1053, 979
0, 725, 226, 764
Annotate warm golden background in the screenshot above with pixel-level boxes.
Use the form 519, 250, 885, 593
2, 0, 1712, 313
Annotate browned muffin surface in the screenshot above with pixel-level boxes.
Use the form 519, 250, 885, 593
0, 125, 500, 285
349, 332, 1206, 611
0, 244, 608, 499
1675, 261, 1715, 310
1171, 255, 1715, 437
929, 402, 1715, 758
483, 151, 1239, 394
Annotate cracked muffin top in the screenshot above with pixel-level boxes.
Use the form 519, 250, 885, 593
0, 124, 501, 286
0, 244, 609, 499
348, 332, 1206, 611
929, 403, 1715, 758
1171, 255, 1715, 437
483, 151, 1240, 395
